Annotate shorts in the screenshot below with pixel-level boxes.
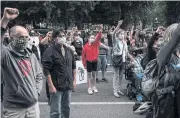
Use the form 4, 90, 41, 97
86, 61, 98, 72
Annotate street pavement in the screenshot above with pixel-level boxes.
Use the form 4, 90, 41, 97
39, 66, 145, 118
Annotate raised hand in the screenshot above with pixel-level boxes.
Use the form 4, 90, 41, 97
3, 7, 19, 20
156, 26, 164, 34
99, 24, 103, 31
118, 20, 123, 25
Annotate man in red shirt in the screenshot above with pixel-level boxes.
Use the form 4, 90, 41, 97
82, 25, 103, 95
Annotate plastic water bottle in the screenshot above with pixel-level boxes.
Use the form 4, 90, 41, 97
136, 93, 143, 102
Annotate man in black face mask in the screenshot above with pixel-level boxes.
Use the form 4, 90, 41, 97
1, 7, 43, 118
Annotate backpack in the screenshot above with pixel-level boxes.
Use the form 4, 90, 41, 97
152, 65, 180, 118
141, 59, 165, 97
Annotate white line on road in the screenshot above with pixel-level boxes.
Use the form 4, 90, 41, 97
99, 71, 113, 73
39, 102, 135, 105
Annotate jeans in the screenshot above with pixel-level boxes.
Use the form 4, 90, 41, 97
49, 90, 71, 118
107, 47, 113, 65
46, 81, 50, 99
113, 63, 125, 93
2, 102, 40, 118
97, 55, 107, 78
134, 73, 143, 90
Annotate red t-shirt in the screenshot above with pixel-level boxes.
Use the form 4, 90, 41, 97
82, 32, 102, 67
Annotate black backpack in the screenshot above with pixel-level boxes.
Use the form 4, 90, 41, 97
152, 67, 180, 118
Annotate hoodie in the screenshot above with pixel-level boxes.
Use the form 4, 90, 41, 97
82, 32, 102, 67
1, 28, 44, 108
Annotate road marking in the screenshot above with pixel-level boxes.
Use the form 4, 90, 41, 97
39, 102, 135, 105
98, 71, 113, 73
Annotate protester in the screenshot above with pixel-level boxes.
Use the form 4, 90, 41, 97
42, 29, 76, 118
1, 7, 44, 118
39, 30, 54, 101
82, 29, 91, 45
78, 31, 84, 44
150, 23, 180, 118
130, 26, 136, 49
39, 30, 53, 56
112, 20, 134, 98
96, 36, 109, 83
66, 37, 77, 56
147, 26, 165, 62
72, 32, 83, 60
82, 25, 103, 95
28, 30, 41, 61
107, 26, 115, 66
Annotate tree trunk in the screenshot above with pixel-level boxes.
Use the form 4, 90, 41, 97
64, 10, 68, 30
142, 19, 146, 29
134, 18, 137, 29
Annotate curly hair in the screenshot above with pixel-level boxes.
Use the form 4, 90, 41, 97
162, 23, 178, 44
158, 23, 178, 49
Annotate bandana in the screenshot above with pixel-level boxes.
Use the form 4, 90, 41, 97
12, 38, 28, 51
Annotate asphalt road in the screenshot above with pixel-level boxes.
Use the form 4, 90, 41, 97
38, 66, 145, 118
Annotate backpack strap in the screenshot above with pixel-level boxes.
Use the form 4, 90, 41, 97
156, 86, 174, 96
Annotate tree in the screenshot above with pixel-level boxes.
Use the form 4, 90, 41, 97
2, 1, 178, 30
166, 1, 180, 26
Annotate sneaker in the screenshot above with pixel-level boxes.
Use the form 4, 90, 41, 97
114, 92, 120, 98
92, 86, 98, 93
96, 78, 99, 83
101, 78, 108, 83
88, 88, 93, 95
118, 90, 124, 96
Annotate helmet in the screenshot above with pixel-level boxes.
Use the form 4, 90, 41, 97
133, 101, 152, 115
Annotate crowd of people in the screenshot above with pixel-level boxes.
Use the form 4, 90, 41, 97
1, 7, 180, 118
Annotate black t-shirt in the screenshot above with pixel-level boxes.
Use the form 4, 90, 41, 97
72, 40, 83, 56
127, 38, 131, 46
39, 41, 54, 57
107, 33, 113, 47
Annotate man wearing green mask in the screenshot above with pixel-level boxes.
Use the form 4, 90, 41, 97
1, 7, 44, 118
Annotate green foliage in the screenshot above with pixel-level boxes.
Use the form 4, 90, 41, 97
1, 1, 179, 29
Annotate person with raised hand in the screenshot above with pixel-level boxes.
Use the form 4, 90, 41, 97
112, 20, 134, 98
1, 7, 44, 118
82, 24, 103, 95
